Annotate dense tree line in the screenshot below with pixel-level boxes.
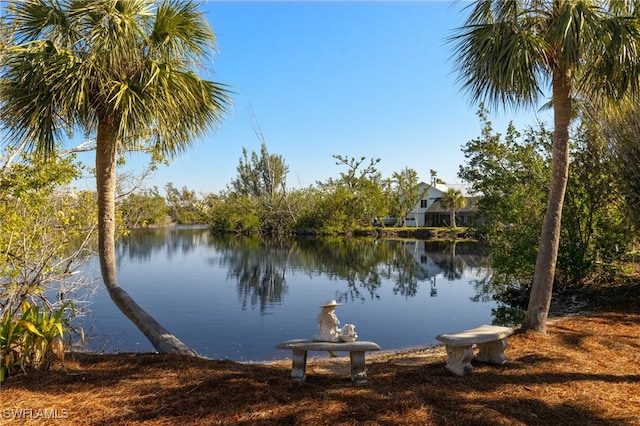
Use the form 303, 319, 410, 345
116, 146, 433, 235
459, 105, 639, 314
203, 147, 431, 235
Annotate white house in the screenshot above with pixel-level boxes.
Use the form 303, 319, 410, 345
403, 181, 479, 227
402, 182, 447, 227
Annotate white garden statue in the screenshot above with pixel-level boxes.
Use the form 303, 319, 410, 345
313, 300, 357, 342
339, 323, 358, 342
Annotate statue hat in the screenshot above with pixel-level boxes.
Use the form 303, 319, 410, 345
320, 299, 341, 308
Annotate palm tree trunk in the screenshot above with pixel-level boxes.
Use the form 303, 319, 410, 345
96, 119, 198, 356
522, 71, 572, 333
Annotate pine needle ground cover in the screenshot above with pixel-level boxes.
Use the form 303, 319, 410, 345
1, 309, 638, 426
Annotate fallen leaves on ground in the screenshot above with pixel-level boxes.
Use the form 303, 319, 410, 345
1, 311, 639, 425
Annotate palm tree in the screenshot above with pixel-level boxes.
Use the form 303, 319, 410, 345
440, 188, 466, 228
0, 0, 231, 354
450, 0, 640, 333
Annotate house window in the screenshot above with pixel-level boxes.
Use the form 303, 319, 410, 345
420, 199, 427, 208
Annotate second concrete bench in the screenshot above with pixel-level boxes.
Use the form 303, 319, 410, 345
435, 325, 514, 376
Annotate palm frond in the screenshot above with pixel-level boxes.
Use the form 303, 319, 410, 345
0, 40, 85, 155
12, 0, 72, 44
1, 0, 232, 159
449, 2, 548, 109
580, 12, 640, 99
450, 0, 640, 110
149, 0, 216, 62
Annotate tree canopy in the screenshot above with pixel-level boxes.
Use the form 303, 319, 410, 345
450, 0, 640, 333
0, 0, 231, 354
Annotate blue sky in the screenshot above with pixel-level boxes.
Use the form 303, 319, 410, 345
76, 1, 548, 194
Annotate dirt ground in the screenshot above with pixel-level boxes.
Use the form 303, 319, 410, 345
1, 306, 638, 425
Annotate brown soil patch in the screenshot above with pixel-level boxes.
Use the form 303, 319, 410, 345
1, 310, 639, 425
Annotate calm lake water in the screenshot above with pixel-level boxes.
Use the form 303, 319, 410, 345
78, 226, 498, 362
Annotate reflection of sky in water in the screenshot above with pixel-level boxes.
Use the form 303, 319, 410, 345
77, 228, 497, 362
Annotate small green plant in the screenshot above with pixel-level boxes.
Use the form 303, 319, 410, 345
0, 301, 81, 382
1, 308, 23, 382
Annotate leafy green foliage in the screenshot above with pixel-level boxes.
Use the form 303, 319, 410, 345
214, 143, 293, 234
208, 192, 261, 234
1, 301, 78, 382
312, 155, 389, 233
459, 105, 550, 284
558, 119, 636, 287
211, 147, 395, 235
460, 105, 638, 294
208, 148, 438, 235
0, 150, 93, 380
118, 187, 170, 229
164, 182, 207, 224
231, 143, 289, 199
598, 100, 640, 255
392, 167, 425, 227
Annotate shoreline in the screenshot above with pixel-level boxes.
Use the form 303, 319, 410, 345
74, 300, 592, 365
4, 309, 638, 425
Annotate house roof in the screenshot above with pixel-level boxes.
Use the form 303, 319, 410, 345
418, 182, 477, 197
418, 182, 447, 195
425, 196, 480, 213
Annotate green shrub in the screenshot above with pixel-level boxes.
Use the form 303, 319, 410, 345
1, 301, 81, 381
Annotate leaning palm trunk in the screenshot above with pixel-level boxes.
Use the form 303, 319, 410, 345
522, 73, 572, 333
96, 122, 197, 355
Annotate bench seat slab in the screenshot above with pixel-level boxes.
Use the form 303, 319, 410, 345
436, 325, 514, 346
276, 339, 381, 352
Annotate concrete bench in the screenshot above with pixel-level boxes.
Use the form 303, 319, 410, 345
435, 325, 514, 376
275, 339, 381, 384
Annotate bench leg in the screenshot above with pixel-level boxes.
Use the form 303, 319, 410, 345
444, 345, 474, 376
476, 338, 509, 364
349, 351, 368, 384
290, 350, 308, 381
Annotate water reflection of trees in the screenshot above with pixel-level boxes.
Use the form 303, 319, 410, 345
116, 226, 210, 263
212, 235, 291, 313
116, 228, 495, 313
296, 237, 388, 302
388, 240, 430, 298
207, 234, 493, 310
